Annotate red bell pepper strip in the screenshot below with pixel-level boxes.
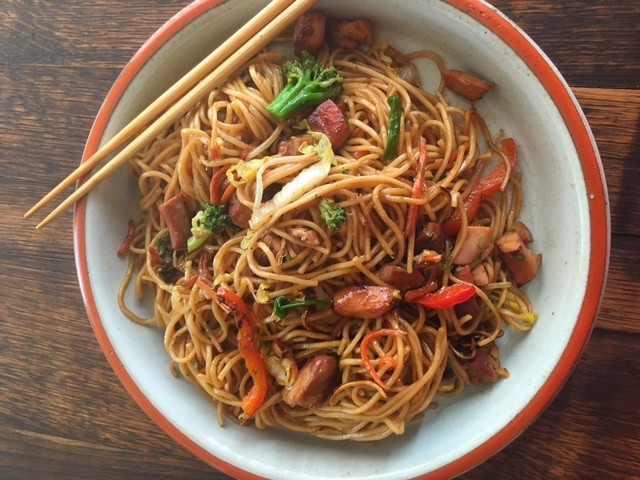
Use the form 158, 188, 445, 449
442, 138, 518, 236
405, 136, 428, 239
407, 282, 476, 309
117, 219, 136, 256
360, 328, 406, 390
196, 279, 268, 419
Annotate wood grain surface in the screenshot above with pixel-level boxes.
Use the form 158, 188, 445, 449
1, 1, 639, 479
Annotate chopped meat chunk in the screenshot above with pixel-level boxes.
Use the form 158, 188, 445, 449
289, 226, 321, 246
453, 225, 493, 265
282, 355, 339, 408
307, 100, 351, 149
496, 230, 542, 286
442, 69, 494, 101
254, 233, 286, 266
513, 221, 534, 244
326, 18, 374, 49
157, 193, 196, 250
277, 134, 315, 156
415, 222, 445, 253
228, 193, 251, 229
466, 345, 504, 385
471, 264, 490, 286
333, 285, 398, 319
293, 10, 326, 56
376, 265, 426, 291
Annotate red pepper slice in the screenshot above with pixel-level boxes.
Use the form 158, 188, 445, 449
117, 219, 136, 256
196, 279, 268, 419
442, 138, 518, 236
407, 282, 476, 309
405, 136, 428, 239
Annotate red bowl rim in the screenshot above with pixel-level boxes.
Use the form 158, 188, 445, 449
74, 1, 610, 479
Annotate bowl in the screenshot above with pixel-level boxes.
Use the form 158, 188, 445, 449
74, 0, 609, 478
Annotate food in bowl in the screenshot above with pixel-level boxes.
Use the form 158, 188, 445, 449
116, 10, 541, 441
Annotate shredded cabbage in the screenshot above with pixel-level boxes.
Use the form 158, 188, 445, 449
248, 132, 335, 231
226, 157, 269, 187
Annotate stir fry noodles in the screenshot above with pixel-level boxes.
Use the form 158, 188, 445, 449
118, 12, 541, 440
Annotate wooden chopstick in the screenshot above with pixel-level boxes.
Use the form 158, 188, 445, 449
25, 0, 295, 221
28, 0, 317, 229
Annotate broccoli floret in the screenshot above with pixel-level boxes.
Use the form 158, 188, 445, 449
153, 233, 179, 282
266, 51, 344, 122
319, 199, 346, 232
187, 203, 232, 253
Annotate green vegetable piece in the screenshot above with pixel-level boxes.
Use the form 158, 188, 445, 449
266, 51, 344, 122
187, 203, 232, 253
272, 296, 332, 320
383, 95, 403, 161
319, 199, 346, 232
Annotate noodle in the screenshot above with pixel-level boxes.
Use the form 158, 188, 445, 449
118, 36, 539, 441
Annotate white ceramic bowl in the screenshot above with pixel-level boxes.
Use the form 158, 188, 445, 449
74, 1, 609, 478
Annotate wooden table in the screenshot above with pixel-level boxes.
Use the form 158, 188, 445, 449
2, 1, 638, 479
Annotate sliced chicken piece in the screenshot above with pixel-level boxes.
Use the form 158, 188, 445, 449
326, 18, 374, 49
453, 225, 493, 265
307, 100, 351, 149
376, 265, 426, 291
293, 10, 326, 56
496, 230, 542, 286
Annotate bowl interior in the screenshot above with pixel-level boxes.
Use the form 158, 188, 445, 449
76, 1, 603, 478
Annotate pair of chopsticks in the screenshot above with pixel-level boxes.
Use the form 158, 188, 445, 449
25, 0, 316, 229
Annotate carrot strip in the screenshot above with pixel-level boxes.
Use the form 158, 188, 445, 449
404, 136, 428, 238
360, 328, 406, 390
117, 219, 136, 256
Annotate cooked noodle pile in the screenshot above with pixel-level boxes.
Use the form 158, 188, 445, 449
118, 40, 539, 440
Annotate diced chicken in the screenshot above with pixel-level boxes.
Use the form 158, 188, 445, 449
466, 345, 504, 385
277, 134, 315, 156
255, 233, 287, 266
496, 231, 542, 286
513, 221, 534, 244
453, 225, 493, 265
293, 10, 327, 56
158, 193, 196, 250
415, 222, 445, 254
442, 69, 494, 101
453, 265, 479, 317
471, 264, 490, 286
326, 18, 374, 49
381, 44, 420, 85
307, 100, 351, 149
197, 250, 213, 283
228, 193, 252, 229
289, 226, 321, 246
333, 285, 398, 319
376, 265, 426, 291
282, 355, 339, 408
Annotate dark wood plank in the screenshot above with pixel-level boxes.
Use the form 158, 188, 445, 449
1, 1, 639, 479
492, 0, 640, 89
574, 87, 640, 238
460, 328, 640, 480
1, 0, 186, 66
598, 235, 640, 334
